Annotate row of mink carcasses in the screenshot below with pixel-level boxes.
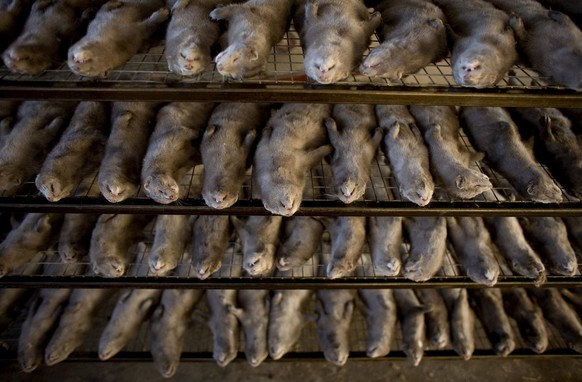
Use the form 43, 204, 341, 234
0, 0, 581, 89
0, 101, 581, 280
0, 200, 580, 283
1, 101, 581, 211
5, 256, 582, 376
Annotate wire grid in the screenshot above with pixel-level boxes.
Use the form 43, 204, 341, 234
1, 286, 580, 362
0, 142, 579, 206
0, 25, 564, 91
3, 221, 582, 282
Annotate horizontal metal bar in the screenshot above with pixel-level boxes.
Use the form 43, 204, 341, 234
1, 83, 582, 107
1, 349, 580, 363
0, 198, 581, 217
1, 275, 581, 289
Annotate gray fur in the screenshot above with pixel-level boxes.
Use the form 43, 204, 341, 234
99, 102, 160, 203
44, 288, 114, 366
58, 213, 99, 263
325, 104, 382, 203
316, 249, 356, 366
0, 213, 63, 277
433, 0, 518, 87
149, 214, 193, 275
364, 164, 402, 276
356, 254, 397, 358
485, 213, 545, 284
321, 216, 366, 279
99, 288, 162, 360
561, 288, 582, 317
18, 287, 72, 372
0, 254, 42, 331
502, 288, 548, 354
461, 107, 563, 203
519, 217, 577, 276
513, 107, 582, 198
415, 288, 450, 350
276, 170, 325, 270
376, 104, 434, 206
254, 103, 332, 216
530, 288, 582, 353
367, 216, 402, 276
440, 288, 475, 360
277, 215, 324, 271
294, 0, 381, 83
206, 246, 242, 367
68, 0, 169, 77
360, 0, 448, 80
409, 105, 491, 199
191, 215, 232, 279
2, 0, 102, 75
229, 288, 271, 367
469, 288, 516, 357
150, 288, 205, 378
142, 102, 215, 204
393, 289, 428, 366
210, 0, 294, 79
201, 103, 270, 209
165, 0, 226, 76
88, 214, 153, 278
403, 217, 447, 282
36, 101, 109, 202
563, 217, 582, 251
488, 0, 582, 90
0, 101, 77, 193
232, 215, 282, 277
446, 216, 500, 286
0, 0, 31, 52
268, 256, 319, 360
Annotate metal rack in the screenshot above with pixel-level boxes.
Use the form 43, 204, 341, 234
1, 23, 582, 373
1, 28, 581, 107
1, 290, 580, 363
0, 152, 581, 217
1, 233, 581, 289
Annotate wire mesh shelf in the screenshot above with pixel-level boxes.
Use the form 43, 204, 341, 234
0, 145, 580, 217
1, 226, 581, 289
1, 286, 580, 364
1, 27, 581, 107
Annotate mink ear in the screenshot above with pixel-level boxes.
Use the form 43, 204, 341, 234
104, 1, 124, 11
172, 0, 189, 13
540, 115, 556, 141
33, 214, 52, 233
152, 305, 164, 320
242, 129, 257, 150
371, 127, 383, 149
343, 300, 354, 319
272, 291, 283, 306
305, 0, 319, 19
455, 175, 466, 190
248, 46, 259, 61
427, 18, 443, 29
209, 5, 233, 21
204, 124, 218, 138
324, 117, 339, 142
389, 121, 401, 139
